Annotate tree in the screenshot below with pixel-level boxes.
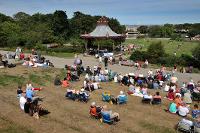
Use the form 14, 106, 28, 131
0, 21, 23, 47
148, 25, 162, 37
52, 10, 70, 39
13, 12, 30, 21
0, 13, 13, 23
108, 18, 126, 33
70, 11, 96, 37
137, 26, 148, 34
147, 41, 165, 63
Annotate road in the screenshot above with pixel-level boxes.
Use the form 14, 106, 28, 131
0, 50, 199, 84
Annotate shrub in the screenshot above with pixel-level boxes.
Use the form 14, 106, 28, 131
147, 41, 165, 63
130, 50, 147, 61
157, 55, 178, 67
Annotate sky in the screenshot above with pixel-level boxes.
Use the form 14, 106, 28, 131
0, 0, 200, 25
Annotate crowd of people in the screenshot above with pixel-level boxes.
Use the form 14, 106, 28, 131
6, 47, 199, 129
0, 47, 54, 68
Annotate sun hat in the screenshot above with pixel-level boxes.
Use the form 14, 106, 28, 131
120, 91, 124, 95
91, 102, 96, 106
81, 88, 84, 92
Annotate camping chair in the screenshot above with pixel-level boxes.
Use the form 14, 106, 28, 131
101, 113, 114, 124
65, 91, 76, 101
142, 98, 152, 104
78, 93, 89, 103
177, 119, 194, 133
151, 98, 161, 105
118, 96, 128, 104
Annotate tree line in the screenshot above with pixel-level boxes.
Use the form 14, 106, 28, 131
0, 11, 126, 48
137, 23, 200, 39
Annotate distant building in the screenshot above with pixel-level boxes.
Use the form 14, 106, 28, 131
125, 25, 140, 32
125, 25, 140, 39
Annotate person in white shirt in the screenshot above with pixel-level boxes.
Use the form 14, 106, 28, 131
164, 84, 170, 92
148, 70, 153, 76
92, 81, 100, 90
99, 56, 102, 64
118, 91, 126, 98
104, 68, 109, 75
19, 93, 27, 110
178, 105, 189, 117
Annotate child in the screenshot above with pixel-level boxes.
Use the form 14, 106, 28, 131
17, 86, 23, 98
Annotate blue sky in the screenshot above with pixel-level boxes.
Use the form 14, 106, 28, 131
0, 0, 200, 25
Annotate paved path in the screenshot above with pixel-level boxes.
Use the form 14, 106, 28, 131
1, 50, 199, 84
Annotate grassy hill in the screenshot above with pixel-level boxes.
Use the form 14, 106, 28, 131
1, 66, 198, 133
124, 39, 199, 57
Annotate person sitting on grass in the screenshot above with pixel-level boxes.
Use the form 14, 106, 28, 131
92, 80, 101, 90
65, 88, 77, 100
117, 91, 126, 98
152, 92, 162, 104
19, 93, 27, 110
90, 102, 102, 118
174, 95, 183, 108
79, 88, 90, 102
62, 77, 69, 88
192, 104, 200, 119
168, 102, 177, 114
166, 89, 175, 101
54, 75, 62, 86
26, 87, 35, 101
101, 105, 120, 122
127, 84, 135, 94
177, 103, 190, 117
183, 90, 192, 104
66, 70, 72, 81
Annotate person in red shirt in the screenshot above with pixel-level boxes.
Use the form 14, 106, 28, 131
167, 89, 175, 101
20, 52, 25, 60
62, 78, 69, 88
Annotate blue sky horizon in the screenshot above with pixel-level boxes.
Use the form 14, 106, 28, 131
0, 0, 200, 25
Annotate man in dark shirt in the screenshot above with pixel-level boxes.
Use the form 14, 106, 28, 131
104, 56, 108, 68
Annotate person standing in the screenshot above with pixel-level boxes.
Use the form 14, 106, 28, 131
99, 56, 102, 64
119, 55, 122, 66
104, 56, 108, 68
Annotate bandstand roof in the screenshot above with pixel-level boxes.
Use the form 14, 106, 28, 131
81, 17, 125, 39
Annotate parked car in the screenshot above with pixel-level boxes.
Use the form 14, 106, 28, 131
95, 50, 113, 58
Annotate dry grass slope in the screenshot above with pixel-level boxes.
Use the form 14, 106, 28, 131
0, 66, 192, 133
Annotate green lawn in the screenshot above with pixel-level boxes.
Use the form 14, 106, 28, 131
0, 48, 75, 58
124, 38, 199, 57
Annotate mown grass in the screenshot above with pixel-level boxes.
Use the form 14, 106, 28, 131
0, 116, 33, 133
124, 39, 199, 57
0, 47, 74, 58
0, 75, 25, 86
